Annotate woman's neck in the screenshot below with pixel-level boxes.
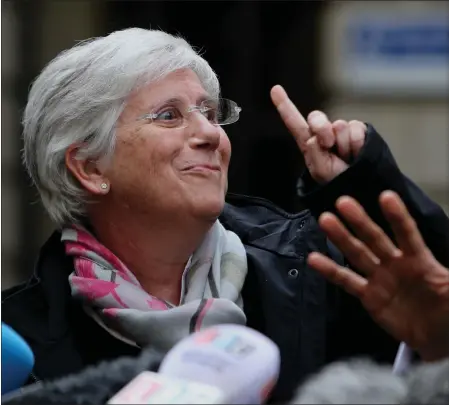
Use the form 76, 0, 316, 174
88, 209, 213, 305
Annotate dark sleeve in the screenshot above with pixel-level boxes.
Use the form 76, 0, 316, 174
297, 123, 449, 267
297, 124, 449, 364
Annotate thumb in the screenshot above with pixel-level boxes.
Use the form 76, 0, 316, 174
305, 137, 331, 183
306, 137, 348, 183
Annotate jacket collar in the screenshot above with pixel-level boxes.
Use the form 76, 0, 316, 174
2, 230, 75, 343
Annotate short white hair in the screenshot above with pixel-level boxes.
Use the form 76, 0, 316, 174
22, 28, 220, 227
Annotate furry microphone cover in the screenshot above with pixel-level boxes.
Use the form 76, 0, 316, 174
2, 348, 163, 405
3, 348, 448, 405
292, 357, 449, 405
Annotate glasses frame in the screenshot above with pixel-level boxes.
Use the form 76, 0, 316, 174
136, 98, 242, 128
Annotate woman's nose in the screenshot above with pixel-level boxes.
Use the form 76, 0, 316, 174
187, 113, 221, 150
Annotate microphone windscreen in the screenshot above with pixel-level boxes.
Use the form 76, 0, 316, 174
2, 348, 163, 405
1, 323, 35, 394
290, 359, 407, 404
404, 358, 449, 405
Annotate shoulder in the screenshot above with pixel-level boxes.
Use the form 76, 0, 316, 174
2, 231, 76, 363
1, 231, 72, 342
2, 231, 140, 382
221, 193, 313, 244
2, 277, 47, 337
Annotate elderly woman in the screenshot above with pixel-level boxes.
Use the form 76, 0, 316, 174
3, 28, 449, 401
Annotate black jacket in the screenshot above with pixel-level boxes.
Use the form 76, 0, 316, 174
3, 125, 449, 402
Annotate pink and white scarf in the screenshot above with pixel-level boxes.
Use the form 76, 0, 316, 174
62, 221, 248, 351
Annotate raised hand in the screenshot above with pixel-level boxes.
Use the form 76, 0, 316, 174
270, 85, 366, 184
308, 191, 449, 361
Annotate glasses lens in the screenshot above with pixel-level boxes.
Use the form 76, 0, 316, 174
212, 99, 241, 126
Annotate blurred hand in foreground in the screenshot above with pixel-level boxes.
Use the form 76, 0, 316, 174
307, 191, 449, 361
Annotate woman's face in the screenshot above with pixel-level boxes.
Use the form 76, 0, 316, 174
105, 69, 232, 222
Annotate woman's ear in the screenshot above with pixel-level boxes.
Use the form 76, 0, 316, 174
65, 145, 109, 195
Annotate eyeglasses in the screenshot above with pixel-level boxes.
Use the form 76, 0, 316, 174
136, 98, 242, 129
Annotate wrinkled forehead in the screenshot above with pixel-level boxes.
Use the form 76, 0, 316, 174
130, 69, 211, 110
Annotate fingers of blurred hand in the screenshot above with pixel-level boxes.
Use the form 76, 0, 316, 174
270, 85, 311, 153
318, 212, 381, 275
332, 120, 351, 161
308, 252, 367, 297
379, 191, 427, 255
335, 196, 402, 261
348, 120, 367, 157
308, 111, 335, 149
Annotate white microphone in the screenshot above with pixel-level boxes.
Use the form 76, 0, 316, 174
108, 324, 280, 404
107, 371, 225, 404
158, 324, 281, 404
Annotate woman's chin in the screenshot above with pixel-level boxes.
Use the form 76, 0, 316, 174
191, 195, 226, 220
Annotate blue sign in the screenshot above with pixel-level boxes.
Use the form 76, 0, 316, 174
348, 18, 449, 62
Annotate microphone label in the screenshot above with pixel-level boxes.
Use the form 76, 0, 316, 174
107, 371, 225, 404
194, 327, 256, 358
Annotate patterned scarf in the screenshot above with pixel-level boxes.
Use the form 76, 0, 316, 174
62, 221, 248, 351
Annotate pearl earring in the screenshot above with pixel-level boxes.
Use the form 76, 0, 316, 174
100, 183, 108, 190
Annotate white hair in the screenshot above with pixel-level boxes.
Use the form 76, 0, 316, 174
22, 28, 220, 227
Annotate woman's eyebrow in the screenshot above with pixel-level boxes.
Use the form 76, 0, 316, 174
197, 94, 213, 104
147, 97, 182, 110
146, 95, 213, 111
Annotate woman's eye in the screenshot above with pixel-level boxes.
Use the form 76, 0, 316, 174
155, 108, 181, 121
203, 107, 218, 123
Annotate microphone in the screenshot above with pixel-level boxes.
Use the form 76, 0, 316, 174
290, 357, 449, 404
108, 324, 280, 404
2, 325, 280, 405
158, 324, 281, 404
290, 359, 406, 404
1, 349, 164, 404
1, 323, 35, 395
109, 324, 280, 404
107, 371, 226, 404
404, 357, 449, 405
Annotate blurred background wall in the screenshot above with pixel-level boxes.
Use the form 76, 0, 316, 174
2, 0, 448, 289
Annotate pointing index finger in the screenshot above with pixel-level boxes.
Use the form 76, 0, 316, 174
270, 85, 311, 153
